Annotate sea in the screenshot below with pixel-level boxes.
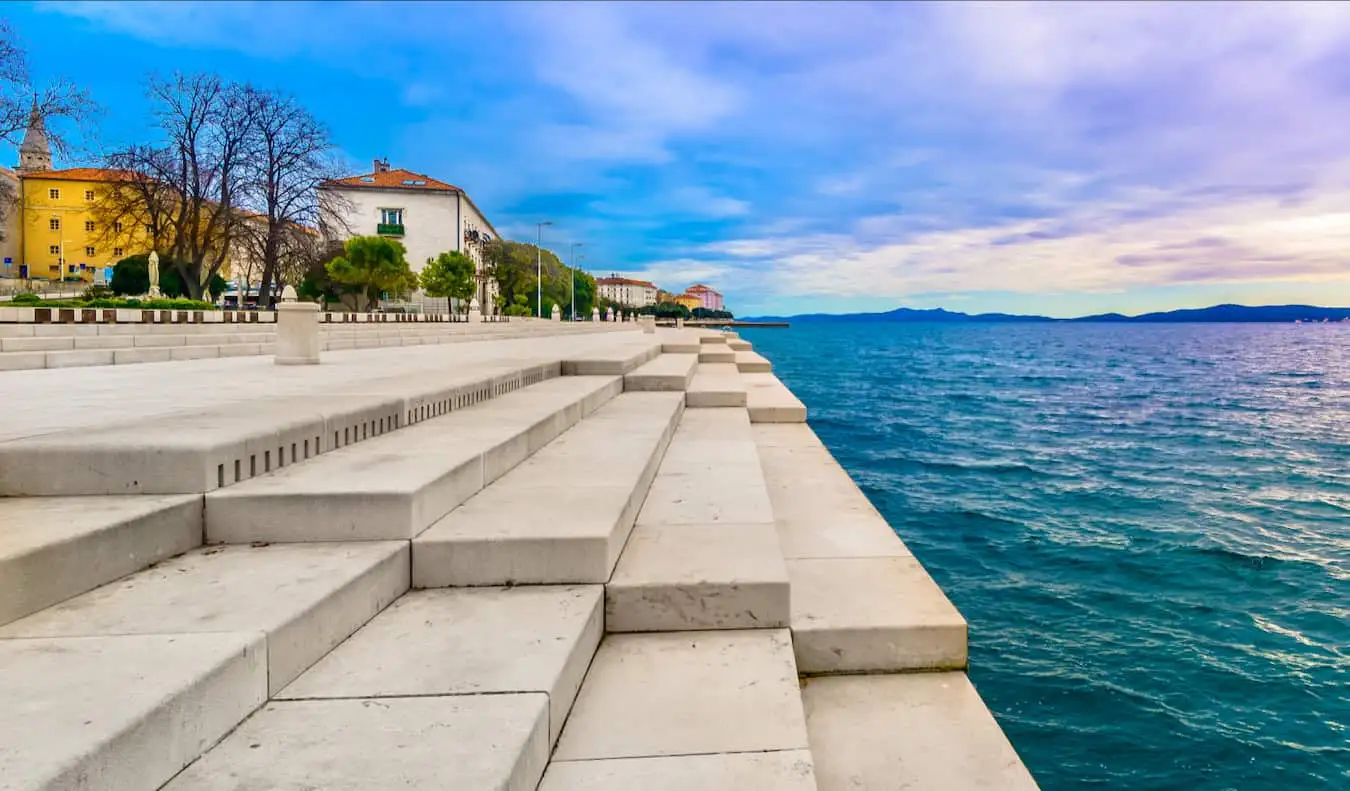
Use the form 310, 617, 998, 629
739, 322, 1350, 791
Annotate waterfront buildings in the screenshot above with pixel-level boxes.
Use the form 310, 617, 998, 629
674, 293, 702, 312
596, 274, 658, 307
318, 159, 500, 310
684, 283, 725, 312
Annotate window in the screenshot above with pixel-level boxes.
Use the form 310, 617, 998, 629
85, 246, 95, 257
48, 245, 59, 255
48, 188, 59, 199
380, 208, 404, 225
84, 190, 95, 201
113, 221, 124, 233
84, 220, 95, 232
113, 247, 124, 257
49, 218, 60, 231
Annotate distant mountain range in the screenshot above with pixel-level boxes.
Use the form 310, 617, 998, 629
743, 304, 1350, 324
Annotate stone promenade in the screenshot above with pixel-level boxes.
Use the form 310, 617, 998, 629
0, 324, 1038, 790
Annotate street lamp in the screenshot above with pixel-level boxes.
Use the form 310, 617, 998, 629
536, 220, 553, 318
570, 242, 584, 321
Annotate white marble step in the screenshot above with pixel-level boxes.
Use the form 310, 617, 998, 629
697, 346, 736, 363
744, 371, 808, 423
414, 391, 683, 586
606, 408, 787, 632
802, 673, 1039, 790
624, 353, 698, 391
562, 339, 661, 374
699, 334, 728, 345
0, 541, 408, 694
0, 632, 266, 791
163, 694, 549, 791
735, 349, 772, 373
752, 423, 967, 673
205, 375, 621, 542
686, 362, 747, 407
727, 338, 752, 351
279, 585, 602, 746
0, 495, 201, 626
659, 334, 702, 354
551, 630, 814, 769
540, 751, 818, 791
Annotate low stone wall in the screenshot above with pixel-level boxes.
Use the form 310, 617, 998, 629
0, 307, 513, 326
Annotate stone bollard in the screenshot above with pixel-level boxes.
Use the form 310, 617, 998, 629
641, 315, 655, 334
606, 307, 614, 322
592, 307, 600, 322
468, 297, 482, 324
676, 317, 684, 329
275, 285, 320, 365
551, 304, 561, 322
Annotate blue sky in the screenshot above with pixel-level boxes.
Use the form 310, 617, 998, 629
8, 1, 1350, 317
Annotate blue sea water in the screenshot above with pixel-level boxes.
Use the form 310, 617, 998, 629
740, 322, 1350, 791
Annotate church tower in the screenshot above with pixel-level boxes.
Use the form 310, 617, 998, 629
16, 98, 52, 174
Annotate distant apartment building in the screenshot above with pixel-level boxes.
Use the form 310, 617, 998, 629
319, 159, 500, 310
596, 274, 658, 307
684, 283, 725, 312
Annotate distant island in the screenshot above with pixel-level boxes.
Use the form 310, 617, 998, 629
742, 304, 1350, 324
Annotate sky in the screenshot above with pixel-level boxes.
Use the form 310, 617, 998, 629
7, 0, 1350, 317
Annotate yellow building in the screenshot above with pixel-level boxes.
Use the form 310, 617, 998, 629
674, 294, 702, 311
6, 103, 147, 283
19, 168, 149, 282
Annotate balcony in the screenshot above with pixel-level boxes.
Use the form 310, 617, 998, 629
376, 223, 405, 236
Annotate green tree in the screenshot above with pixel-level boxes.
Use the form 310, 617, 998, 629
110, 253, 223, 298
503, 293, 531, 317
420, 250, 476, 312
324, 235, 416, 311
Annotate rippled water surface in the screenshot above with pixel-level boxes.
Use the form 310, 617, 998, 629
741, 323, 1349, 790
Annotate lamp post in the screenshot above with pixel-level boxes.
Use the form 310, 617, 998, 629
536, 220, 552, 318
570, 242, 584, 321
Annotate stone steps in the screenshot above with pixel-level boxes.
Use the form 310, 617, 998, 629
744, 371, 809, 423
686, 361, 747, 407
547, 630, 817, 786
735, 349, 772, 372
413, 390, 684, 586
753, 422, 966, 674
0, 494, 201, 626
802, 673, 1039, 790
205, 375, 622, 543
0, 540, 407, 790
606, 409, 788, 633
624, 352, 698, 391
697, 345, 737, 363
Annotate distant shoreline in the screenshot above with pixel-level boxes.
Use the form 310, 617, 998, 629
742, 303, 1350, 325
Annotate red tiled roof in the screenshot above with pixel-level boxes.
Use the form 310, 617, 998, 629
597, 276, 657, 289
21, 167, 137, 182
685, 283, 720, 294
322, 168, 460, 192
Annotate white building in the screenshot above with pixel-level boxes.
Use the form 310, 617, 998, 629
596, 275, 658, 307
319, 159, 500, 311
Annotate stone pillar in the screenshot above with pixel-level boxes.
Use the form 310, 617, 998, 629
642, 315, 655, 334
551, 303, 561, 322
275, 285, 320, 365
592, 306, 600, 322
606, 307, 615, 322
676, 317, 684, 329
468, 297, 482, 324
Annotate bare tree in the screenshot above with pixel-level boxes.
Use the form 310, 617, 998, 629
97, 73, 252, 299
239, 86, 347, 308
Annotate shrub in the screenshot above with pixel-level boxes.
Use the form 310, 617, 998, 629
10, 293, 41, 305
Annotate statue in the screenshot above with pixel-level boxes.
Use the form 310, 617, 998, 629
147, 251, 161, 297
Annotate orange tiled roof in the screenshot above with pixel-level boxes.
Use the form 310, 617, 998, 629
322, 168, 459, 192
597, 276, 657, 289
21, 167, 137, 182
685, 283, 720, 294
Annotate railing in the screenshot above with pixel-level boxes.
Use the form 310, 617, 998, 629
376, 223, 405, 236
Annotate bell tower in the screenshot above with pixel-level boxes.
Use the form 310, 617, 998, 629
16, 98, 52, 174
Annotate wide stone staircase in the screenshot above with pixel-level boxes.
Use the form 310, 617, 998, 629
0, 328, 1037, 790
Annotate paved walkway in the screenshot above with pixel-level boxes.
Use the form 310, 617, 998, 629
0, 329, 641, 443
